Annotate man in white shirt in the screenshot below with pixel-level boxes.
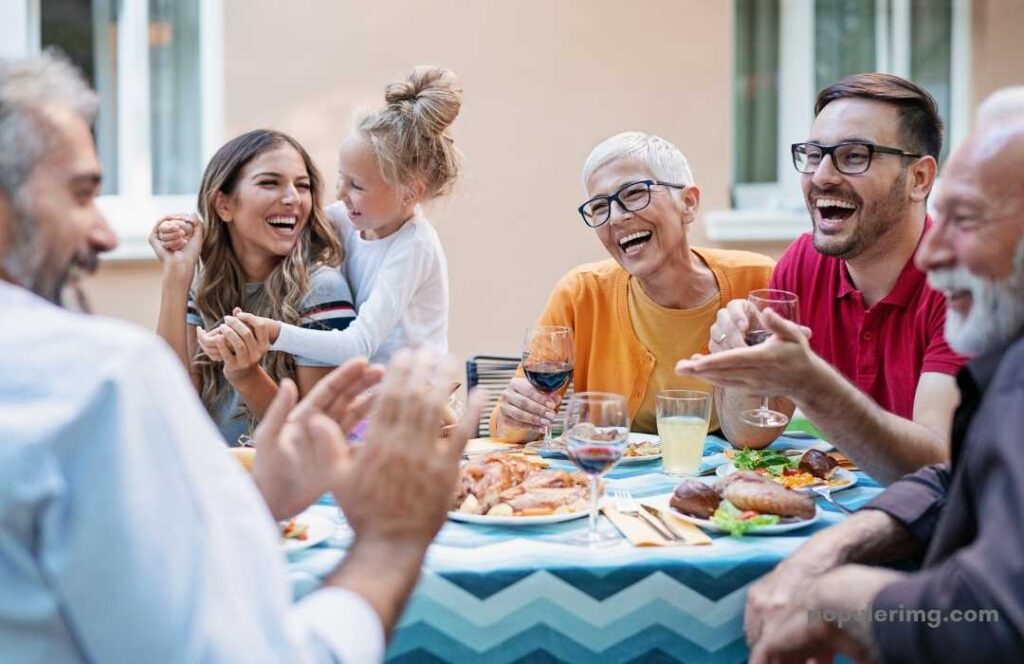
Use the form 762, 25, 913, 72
0, 51, 479, 663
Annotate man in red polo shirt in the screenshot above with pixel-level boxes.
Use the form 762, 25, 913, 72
677, 73, 964, 484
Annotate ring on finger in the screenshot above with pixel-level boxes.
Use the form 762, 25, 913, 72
715, 332, 728, 343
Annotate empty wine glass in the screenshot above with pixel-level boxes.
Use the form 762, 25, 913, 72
563, 392, 629, 546
741, 289, 800, 428
522, 326, 574, 452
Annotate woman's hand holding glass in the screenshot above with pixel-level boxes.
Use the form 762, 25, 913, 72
498, 377, 560, 432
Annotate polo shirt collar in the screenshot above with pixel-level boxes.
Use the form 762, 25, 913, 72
835, 216, 932, 308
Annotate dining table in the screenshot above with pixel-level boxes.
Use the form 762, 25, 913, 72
286, 435, 883, 663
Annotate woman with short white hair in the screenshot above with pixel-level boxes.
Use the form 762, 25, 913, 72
492, 131, 775, 440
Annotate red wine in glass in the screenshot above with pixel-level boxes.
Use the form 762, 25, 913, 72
566, 443, 623, 475
524, 361, 573, 393
744, 330, 772, 346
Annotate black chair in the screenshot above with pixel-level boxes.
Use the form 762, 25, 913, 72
466, 354, 573, 438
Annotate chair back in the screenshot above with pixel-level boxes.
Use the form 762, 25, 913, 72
466, 354, 573, 438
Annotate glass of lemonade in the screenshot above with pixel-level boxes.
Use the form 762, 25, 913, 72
657, 390, 712, 475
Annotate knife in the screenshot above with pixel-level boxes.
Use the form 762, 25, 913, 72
641, 504, 687, 541
636, 505, 678, 542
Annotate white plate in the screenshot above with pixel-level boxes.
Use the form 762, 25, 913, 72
669, 505, 821, 535
281, 513, 335, 553
618, 432, 663, 464
448, 509, 589, 526
544, 432, 663, 464
715, 464, 857, 493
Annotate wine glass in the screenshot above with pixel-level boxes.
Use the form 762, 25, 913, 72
563, 392, 629, 546
741, 289, 800, 428
522, 326, 574, 452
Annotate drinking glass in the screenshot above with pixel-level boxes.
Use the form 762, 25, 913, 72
522, 326, 575, 452
740, 289, 800, 428
563, 392, 629, 546
657, 390, 712, 474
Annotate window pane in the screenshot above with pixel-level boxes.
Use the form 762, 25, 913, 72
911, 0, 952, 162
815, 0, 875, 92
149, 0, 202, 195
41, 0, 119, 195
734, 0, 779, 184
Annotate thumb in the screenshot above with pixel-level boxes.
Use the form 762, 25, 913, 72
762, 308, 803, 342
253, 378, 298, 448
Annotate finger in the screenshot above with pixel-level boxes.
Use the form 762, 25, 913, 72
219, 324, 247, 358
234, 311, 267, 335
507, 390, 555, 421
304, 412, 349, 470
726, 299, 752, 333
373, 349, 413, 432
500, 402, 546, 428
252, 378, 298, 448
799, 325, 813, 340
224, 316, 257, 347
762, 309, 804, 342
441, 389, 486, 462
292, 358, 373, 420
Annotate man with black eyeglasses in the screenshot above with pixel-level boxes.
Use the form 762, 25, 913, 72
677, 73, 965, 485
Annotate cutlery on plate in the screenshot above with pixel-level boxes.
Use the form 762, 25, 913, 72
640, 504, 688, 540
811, 484, 854, 514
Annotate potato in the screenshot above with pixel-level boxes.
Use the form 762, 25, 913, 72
459, 494, 480, 514
487, 503, 514, 516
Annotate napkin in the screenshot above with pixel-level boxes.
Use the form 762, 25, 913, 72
602, 504, 711, 546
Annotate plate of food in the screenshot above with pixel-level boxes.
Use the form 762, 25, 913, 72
668, 473, 820, 536
280, 512, 335, 553
717, 448, 857, 493
545, 432, 662, 464
449, 453, 590, 525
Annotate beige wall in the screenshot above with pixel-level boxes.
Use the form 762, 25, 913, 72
82, 0, 1024, 368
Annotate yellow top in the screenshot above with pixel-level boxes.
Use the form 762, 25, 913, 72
627, 277, 720, 433
491, 247, 774, 440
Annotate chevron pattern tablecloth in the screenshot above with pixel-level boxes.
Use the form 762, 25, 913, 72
287, 436, 883, 663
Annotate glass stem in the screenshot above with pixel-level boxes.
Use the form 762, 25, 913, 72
759, 395, 770, 413
588, 476, 599, 539
543, 422, 552, 448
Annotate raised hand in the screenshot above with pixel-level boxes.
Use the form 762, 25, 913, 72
148, 214, 203, 273
333, 349, 485, 549
250, 358, 386, 520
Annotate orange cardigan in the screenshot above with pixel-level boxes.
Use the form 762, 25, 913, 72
490, 247, 774, 439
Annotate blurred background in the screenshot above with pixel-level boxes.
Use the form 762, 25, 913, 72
1, 0, 1021, 365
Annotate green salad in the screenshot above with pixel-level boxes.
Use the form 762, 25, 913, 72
732, 448, 799, 476
711, 500, 780, 537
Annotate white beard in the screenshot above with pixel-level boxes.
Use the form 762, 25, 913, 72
928, 238, 1024, 356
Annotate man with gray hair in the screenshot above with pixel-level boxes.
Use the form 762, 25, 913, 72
0, 50, 481, 662
492, 130, 774, 443
743, 122, 1024, 664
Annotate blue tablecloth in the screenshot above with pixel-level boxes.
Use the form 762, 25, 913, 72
287, 436, 883, 663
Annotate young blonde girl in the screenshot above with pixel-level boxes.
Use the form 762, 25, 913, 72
203, 66, 462, 365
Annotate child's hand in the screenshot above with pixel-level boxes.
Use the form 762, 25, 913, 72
197, 310, 273, 380
233, 309, 283, 345
149, 214, 202, 270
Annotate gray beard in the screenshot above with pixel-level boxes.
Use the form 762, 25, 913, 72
0, 199, 94, 312
928, 237, 1024, 357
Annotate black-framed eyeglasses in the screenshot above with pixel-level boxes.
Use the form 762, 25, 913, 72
791, 141, 923, 175
578, 179, 686, 228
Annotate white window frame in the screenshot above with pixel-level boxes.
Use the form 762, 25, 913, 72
708, 0, 971, 242
3, 0, 223, 260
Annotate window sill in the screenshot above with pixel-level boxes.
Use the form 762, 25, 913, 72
704, 208, 808, 242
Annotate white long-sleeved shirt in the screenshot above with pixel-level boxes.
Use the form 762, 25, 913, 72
0, 280, 383, 663
271, 203, 449, 364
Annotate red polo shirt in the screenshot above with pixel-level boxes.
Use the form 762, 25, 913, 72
770, 225, 965, 420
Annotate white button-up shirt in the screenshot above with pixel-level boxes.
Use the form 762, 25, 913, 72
0, 281, 383, 663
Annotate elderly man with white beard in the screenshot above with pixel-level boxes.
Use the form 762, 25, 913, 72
739, 122, 1024, 664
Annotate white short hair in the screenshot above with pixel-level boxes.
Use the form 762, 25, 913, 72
581, 131, 695, 190
976, 87, 1024, 128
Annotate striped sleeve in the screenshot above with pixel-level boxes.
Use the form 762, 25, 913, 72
294, 267, 356, 367
185, 292, 202, 327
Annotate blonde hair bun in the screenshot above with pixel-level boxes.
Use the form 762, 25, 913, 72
383, 66, 462, 138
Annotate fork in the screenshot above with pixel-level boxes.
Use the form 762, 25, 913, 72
811, 485, 854, 514
614, 489, 677, 541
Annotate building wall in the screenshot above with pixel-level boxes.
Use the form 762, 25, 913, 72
82, 0, 1024, 367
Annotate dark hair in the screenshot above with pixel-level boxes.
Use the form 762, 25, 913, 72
815, 73, 944, 159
